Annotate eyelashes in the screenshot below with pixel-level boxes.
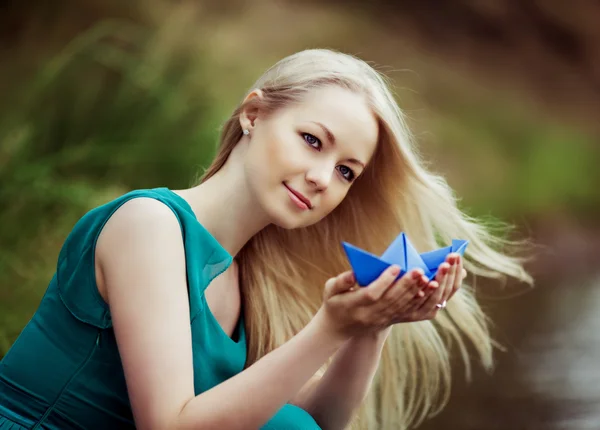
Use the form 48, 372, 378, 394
303, 132, 321, 149
337, 165, 354, 181
301, 133, 356, 182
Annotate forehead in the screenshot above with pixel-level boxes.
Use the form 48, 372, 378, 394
284, 86, 379, 164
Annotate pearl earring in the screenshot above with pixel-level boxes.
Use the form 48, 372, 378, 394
243, 129, 250, 136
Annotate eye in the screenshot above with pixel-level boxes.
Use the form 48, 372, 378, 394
337, 165, 355, 182
302, 133, 322, 150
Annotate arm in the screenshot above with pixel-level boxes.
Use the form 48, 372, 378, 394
97, 198, 347, 430
291, 328, 391, 430
291, 255, 466, 430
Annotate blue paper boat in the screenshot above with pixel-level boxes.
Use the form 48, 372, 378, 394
342, 232, 469, 287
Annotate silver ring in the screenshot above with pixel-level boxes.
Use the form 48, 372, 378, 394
436, 300, 447, 309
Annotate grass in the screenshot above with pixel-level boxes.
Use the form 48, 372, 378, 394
0, 18, 222, 352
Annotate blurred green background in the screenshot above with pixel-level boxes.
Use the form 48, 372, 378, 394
1, 1, 599, 428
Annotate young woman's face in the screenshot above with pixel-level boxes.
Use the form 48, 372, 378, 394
241, 85, 379, 229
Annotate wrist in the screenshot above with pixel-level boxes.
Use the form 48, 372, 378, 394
355, 326, 392, 344
312, 307, 351, 347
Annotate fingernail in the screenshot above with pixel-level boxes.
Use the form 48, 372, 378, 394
390, 266, 400, 276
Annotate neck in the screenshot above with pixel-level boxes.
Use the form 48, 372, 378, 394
176, 159, 271, 257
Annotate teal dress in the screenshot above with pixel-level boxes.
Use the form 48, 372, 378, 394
0, 188, 321, 430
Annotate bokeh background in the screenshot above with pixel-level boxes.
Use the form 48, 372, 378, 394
1, 1, 600, 429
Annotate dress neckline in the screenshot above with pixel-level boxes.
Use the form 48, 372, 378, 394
158, 187, 245, 346
158, 187, 233, 260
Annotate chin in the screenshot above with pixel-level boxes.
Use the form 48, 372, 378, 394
271, 213, 305, 230
267, 204, 310, 230
273, 209, 327, 230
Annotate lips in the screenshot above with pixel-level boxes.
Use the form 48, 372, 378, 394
284, 183, 312, 209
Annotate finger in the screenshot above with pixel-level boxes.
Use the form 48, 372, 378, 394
447, 267, 467, 301
448, 256, 464, 300
397, 274, 429, 308
440, 254, 457, 300
380, 271, 426, 321
435, 262, 451, 285
375, 274, 414, 324
430, 262, 451, 307
405, 276, 434, 311
453, 254, 462, 286
391, 278, 438, 323
324, 271, 355, 298
381, 269, 424, 303
323, 277, 337, 299
418, 276, 449, 313
354, 265, 401, 305
411, 259, 456, 318
442, 254, 459, 302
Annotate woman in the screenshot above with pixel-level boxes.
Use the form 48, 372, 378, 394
0, 49, 532, 429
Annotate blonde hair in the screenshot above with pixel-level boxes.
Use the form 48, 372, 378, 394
201, 49, 533, 430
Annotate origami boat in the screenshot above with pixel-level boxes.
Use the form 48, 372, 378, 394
342, 232, 469, 286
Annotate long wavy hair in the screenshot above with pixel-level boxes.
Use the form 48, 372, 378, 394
200, 49, 533, 430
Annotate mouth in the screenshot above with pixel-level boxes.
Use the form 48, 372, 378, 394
283, 183, 312, 210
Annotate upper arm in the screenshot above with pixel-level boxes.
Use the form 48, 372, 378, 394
96, 198, 194, 430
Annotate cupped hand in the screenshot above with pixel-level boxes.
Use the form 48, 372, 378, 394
319, 265, 431, 339
319, 254, 468, 339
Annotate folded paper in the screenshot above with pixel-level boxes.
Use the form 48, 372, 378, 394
342, 232, 469, 287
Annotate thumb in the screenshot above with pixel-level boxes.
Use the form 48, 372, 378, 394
324, 271, 356, 299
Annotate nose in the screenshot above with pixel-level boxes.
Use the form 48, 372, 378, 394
305, 162, 334, 191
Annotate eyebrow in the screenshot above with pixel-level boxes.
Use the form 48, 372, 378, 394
310, 121, 366, 169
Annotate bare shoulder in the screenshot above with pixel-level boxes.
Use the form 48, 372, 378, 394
99, 197, 181, 241
95, 197, 184, 304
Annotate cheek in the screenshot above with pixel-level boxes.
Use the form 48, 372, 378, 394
244, 129, 299, 199
262, 128, 305, 175
316, 189, 348, 218
263, 136, 283, 165
247, 132, 283, 177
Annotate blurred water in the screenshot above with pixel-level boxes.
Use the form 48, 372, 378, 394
421, 274, 600, 430
521, 274, 600, 429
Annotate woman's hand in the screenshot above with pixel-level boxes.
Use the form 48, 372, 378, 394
318, 265, 430, 339
318, 254, 468, 339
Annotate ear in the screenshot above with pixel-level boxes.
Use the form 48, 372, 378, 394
239, 89, 265, 133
